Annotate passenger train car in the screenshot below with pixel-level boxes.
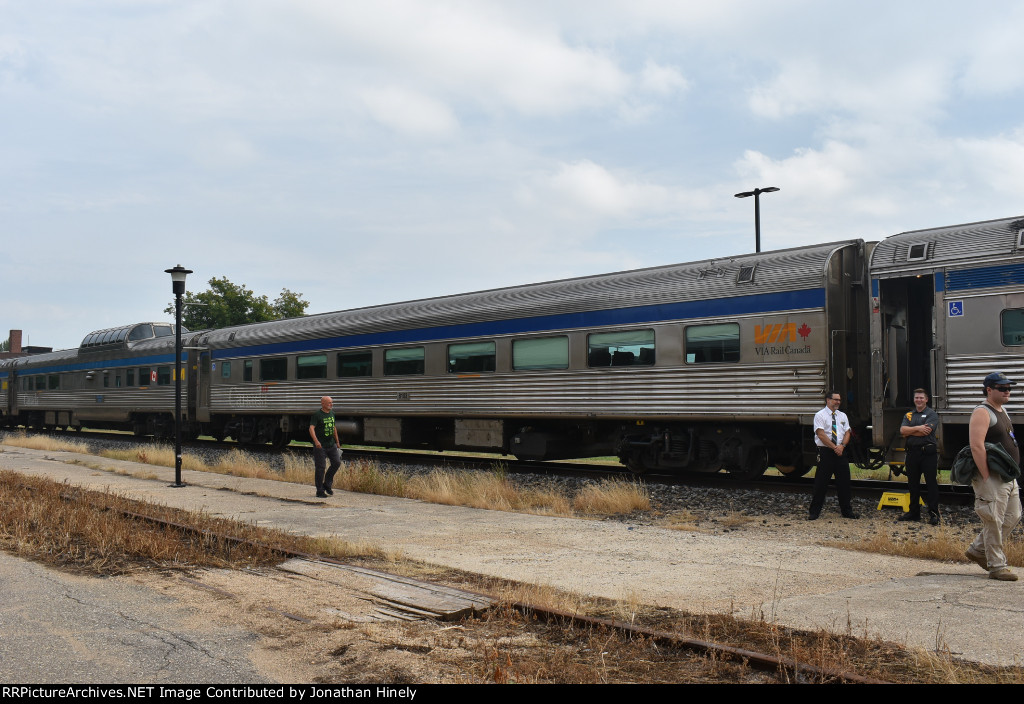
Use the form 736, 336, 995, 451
2, 215, 1022, 478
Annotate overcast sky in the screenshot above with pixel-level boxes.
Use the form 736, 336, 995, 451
3, 1, 1023, 351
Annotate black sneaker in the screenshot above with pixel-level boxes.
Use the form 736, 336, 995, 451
842, 512, 861, 519
898, 513, 920, 522
324, 487, 334, 496
929, 512, 940, 526
807, 513, 820, 521
316, 491, 328, 498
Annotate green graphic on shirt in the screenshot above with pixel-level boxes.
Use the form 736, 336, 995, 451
322, 415, 335, 436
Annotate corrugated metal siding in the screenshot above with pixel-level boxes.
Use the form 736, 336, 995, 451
871, 216, 1024, 276
209, 361, 827, 420
945, 355, 1024, 415
202, 241, 856, 351
946, 263, 1024, 291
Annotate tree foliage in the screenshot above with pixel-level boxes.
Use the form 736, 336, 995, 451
165, 277, 310, 330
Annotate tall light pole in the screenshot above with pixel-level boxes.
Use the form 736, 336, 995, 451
165, 264, 192, 488
734, 186, 780, 253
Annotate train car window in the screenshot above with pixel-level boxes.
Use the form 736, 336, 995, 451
114, 329, 129, 343
128, 324, 152, 341
49, 375, 59, 390
297, 354, 328, 379
906, 243, 929, 261
587, 330, 655, 367
337, 351, 372, 377
221, 361, 232, 379
157, 367, 171, 385
685, 323, 740, 363
244, 360, 253, 382
1001, 309, 1024, 346
448, 342, 495, 373
126, 369, 135, 386
115, 374, 121, 388
513, 336, 569, 370
153, 325, 172, 337
260, 357, 288, 381
139, 367, 151, 385
103, 375, 109, 388
384, 347, 425, 376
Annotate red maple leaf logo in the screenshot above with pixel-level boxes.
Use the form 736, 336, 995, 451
797, 323, 811, 339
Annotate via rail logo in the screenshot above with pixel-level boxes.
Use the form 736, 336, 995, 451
753, 323, 813, 356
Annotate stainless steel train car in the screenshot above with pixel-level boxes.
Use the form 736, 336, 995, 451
3, 215, 1022, 478
1, 323, 189, 436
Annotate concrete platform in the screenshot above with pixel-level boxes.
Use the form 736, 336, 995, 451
0, 444, 1020, 667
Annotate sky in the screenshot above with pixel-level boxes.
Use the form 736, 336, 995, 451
3, 1, 1024, 351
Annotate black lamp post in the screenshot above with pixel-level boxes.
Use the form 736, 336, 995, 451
165, 264, 192, 488
734, 186, 780, 253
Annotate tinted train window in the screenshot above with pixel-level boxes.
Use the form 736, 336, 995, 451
221, 361, 232, 379
384, 347, 425, 376
260, 358, 288, 381
297, 354, 327, 379
126, 369, 135, 386
338, 351, 372, 377
153, 325, 172, 337
587, 330, 655, 367
686, 323, 740, 363
448, 342, 495, 373
129, 324, 153, 341
157, 367, 171, 385
1002, 309, 1024, 346
513, 336, 569, 370
139, 367, 151, 385
244, 360, 253, 382
48, 375, 59, 390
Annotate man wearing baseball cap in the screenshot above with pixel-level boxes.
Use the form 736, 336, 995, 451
964, 372, 1022, 581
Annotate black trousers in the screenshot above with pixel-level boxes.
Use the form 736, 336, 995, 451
809, 447, 854, 517
313, 445, 342, 492
905, 444, 939, 516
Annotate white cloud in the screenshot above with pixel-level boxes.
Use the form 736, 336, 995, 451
361, 87, 459, 137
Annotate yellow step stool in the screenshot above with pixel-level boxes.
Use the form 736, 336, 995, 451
877, 492, 925, 512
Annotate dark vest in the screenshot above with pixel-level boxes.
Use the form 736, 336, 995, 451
983, 402, 1020, 466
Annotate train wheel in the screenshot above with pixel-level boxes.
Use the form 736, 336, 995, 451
624, 452, 651, 475
270, 430, 289, 450
726, 444, 768, 481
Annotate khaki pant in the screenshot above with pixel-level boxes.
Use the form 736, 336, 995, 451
969, 474, 1022, 571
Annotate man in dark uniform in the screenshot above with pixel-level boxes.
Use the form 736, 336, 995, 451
309, 396, 342, 498
808, 390, 859, 520
899, 388, 940, 525
964, 373, 1021, 581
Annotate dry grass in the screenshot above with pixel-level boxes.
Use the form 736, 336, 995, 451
406, 467, 573, 515
31, 436, 645, 518
0, 469, 396, 574
571, 478, 649, 515
662, 509, 712, 533
1, 431, 90, 454
826, 525, 1024, 567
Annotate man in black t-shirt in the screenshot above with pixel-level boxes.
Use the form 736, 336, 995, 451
309, 396, 342, 498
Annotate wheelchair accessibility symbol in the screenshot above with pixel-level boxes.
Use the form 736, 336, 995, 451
948, 300, 964, 317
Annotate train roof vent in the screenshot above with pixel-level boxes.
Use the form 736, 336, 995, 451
698, 266, 726, 279
736, 265, 756, 284
906, 242, 929, 262
1013, 219, 1024, 249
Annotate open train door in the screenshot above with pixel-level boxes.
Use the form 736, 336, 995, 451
871, 270, 939, 451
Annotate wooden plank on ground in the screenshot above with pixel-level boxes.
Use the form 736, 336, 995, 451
277, 558, 494, 622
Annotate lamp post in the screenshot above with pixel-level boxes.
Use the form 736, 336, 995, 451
734, 186, 780, 253
165, 264, 192, 488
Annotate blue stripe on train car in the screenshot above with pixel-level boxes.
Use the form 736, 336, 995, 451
946, 262, 1024, 291
11, 352, 183, 376
213, 287, 827, 360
